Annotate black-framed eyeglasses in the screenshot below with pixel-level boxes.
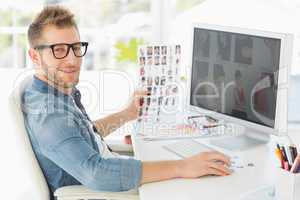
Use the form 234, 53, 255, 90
34, 42, 88, 59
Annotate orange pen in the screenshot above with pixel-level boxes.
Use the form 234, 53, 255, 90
275, 147, 284, 168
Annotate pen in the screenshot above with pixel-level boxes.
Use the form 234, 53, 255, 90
205, 115, 219, 123
275, 147, 284, 168
280, 146, 290, 171
284, 161, 290, 171
290, 146, 298, 162
187, 115, 204, 119
275, 149, 284, 168
187, 115, 219, 123
276, 143, 281, 151
202, 124, 225, 129
285, 145, 293, 167
279, 145, 287, 162
290, 156, 300, 173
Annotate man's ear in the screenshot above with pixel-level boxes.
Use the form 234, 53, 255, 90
28, 48, 41, 66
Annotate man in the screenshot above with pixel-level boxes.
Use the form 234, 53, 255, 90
22, 5, 232, 199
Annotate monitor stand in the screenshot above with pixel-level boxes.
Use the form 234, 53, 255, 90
186, 106, 270, 151
209, 126, 270, 151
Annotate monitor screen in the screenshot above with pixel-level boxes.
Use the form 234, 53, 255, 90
190, 27, 281, 128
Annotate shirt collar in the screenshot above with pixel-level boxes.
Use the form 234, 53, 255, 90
32, 75, 74, 98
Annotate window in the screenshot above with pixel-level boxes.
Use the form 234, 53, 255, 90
174, 0, 206, 14
0, 0, 152, 70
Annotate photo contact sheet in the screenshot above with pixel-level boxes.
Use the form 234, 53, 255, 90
137, 44, 181, 124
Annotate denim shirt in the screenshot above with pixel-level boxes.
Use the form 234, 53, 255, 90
21, 76, 142, 197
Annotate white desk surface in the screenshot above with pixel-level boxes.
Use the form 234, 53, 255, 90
132, 132, 280, 200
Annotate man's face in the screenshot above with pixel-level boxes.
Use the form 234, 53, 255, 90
32, 25, 82, 89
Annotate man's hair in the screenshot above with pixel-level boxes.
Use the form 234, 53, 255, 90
27, 5, 78, 47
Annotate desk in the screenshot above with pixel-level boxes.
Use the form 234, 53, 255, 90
132, 133, 279, 200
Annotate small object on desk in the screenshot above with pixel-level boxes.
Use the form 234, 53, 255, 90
187, 115, 220, 129
247, 163, 255, 167
235, 166, 244, 169
205, 115, 219, 123
275, 142, 299, 172
187, 115, 218, 122
187, 115, 204, 119
275, 144, 284, 168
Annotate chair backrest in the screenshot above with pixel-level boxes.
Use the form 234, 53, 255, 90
8, 76, 50, 200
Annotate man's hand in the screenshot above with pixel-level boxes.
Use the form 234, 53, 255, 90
93, 90, 147, 137
123, 90, 148, 122
140, 151, 232, 185
178, 151, 232, 178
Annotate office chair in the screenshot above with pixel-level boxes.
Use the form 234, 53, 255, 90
8, 76, 139, 200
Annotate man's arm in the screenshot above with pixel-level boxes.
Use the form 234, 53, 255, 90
33, 111, 231, 192
34, 112, 142, 192
93, 110, 129, 137
140, 152, 232, 184
93, 90, 147, 137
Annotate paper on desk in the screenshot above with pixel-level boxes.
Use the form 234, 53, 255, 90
138, 124, 214, 141
138, 122, 229, 141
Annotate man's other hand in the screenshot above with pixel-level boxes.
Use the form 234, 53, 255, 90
123, 90, 148, 121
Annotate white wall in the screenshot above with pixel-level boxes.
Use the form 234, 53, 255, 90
169, 0, 300, 75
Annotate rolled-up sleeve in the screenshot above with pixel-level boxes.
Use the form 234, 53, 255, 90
32, 112, 142, 192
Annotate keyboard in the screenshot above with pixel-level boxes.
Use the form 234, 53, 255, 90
163, 139, 214, 158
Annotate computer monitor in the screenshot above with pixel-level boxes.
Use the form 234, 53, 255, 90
188, 23, 293, 151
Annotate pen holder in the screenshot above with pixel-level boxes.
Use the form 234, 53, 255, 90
275, 168, 300, 200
